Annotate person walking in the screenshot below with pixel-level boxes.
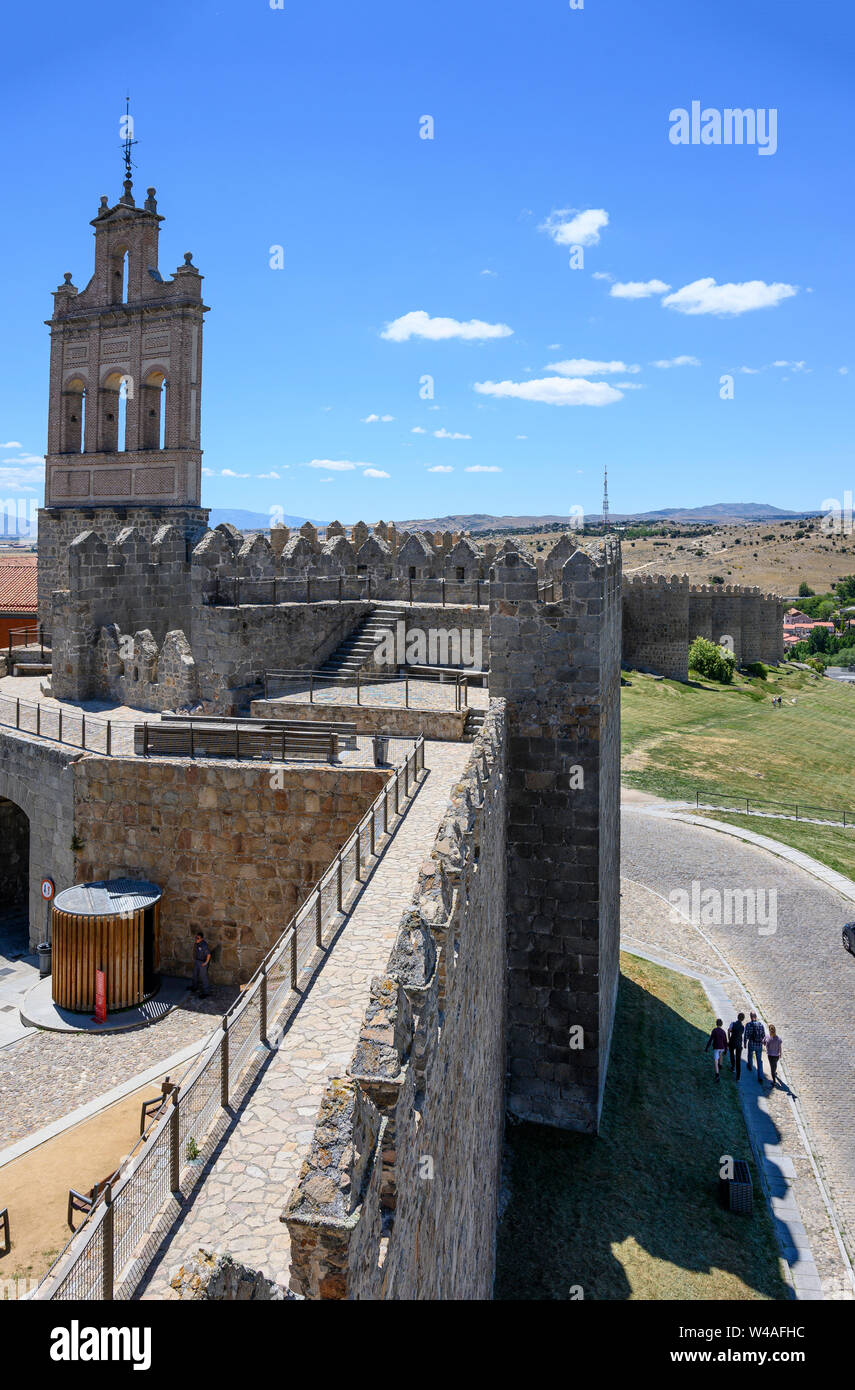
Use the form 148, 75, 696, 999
705, 1018, 729, 1082
728, 1012, 745, 1079
191, 931, 212, 999
766, 1026, 783, 1088
744, 1011, 766, 1083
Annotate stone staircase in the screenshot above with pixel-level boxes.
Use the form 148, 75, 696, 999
317, 606, 405, 677
463, 707, 486, 742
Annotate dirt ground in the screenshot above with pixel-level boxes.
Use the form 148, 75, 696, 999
0, 1070, 172, 1290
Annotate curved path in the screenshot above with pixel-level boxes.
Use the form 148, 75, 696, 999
622, 805, 855, 1296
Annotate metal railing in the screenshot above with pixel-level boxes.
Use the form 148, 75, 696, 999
212, 575, 494, 608
263, 667, 470, 711
0, 691, 123, 755
691, 785, 855, 827
32, 735, 427, 1302
7, 624, 51, 661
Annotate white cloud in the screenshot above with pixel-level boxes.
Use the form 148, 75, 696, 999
651, 355, 701, 368
202, 468, 216, 476
257, 471, 281, 479
0, 441, 23, 449
7, 454, 43, 465
434, 428, 472, 439
840, 366, 849, 375
540, 208, 609, 248
592, 272, 614, 283
221, 469, 251, 478
362, 413, 395, 423
474, 377, 623, 406
0, 467, 37, 491
363, 468, 390, 478
547, 358, 640, 376
411, 426, 428, 434
609, 279, 671, 299
614, 382, 645, 389
515, 434, 527, 440
480, 268, 498, 277
381, 310, 513, 342
663, 278, 798, 316
739, 366, 762, 374
303, 460, 363, 471
465, 465, 502, 473
547, 343, 561, 350
773, 360, 808, 372
427, 465, 454, 473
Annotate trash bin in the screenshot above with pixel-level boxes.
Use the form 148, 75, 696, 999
372, 733, 390, 766
37, 942, 52, 979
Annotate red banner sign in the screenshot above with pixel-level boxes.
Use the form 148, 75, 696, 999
94, 970, 107, 1025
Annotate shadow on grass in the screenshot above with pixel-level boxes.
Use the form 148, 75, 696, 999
495, 961, 790, 1301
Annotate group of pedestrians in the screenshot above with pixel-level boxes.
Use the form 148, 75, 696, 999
705, 1011, 783, 1087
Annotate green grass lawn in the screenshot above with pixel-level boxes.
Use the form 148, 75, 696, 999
693, 809, 855, 882
622, 664, 855, 817
495, 954, 788, 1301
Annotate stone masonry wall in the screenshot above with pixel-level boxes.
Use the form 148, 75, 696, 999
191, 602, 371, 711
285, 706, 507, 1299
624, 574, 784, 676
490, 542, 622, 1132
71, 759, 386, 983
0, 728, 77, 946
37, 505, 209, 623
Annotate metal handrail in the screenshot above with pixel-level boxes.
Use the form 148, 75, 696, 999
7, 624, 51, 660
263, 667, 470, 710
32, 734, 427, 1301
691, 784, 855, 827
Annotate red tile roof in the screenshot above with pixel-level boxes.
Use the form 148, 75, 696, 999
0, 563, 37, 612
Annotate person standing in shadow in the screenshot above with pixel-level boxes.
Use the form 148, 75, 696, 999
728, 1012, 745, 1080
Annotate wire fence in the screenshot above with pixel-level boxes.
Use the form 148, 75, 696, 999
31, 735, 426, 1302
691, 785, 855, 827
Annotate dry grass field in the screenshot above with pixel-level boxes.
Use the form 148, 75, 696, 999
481, 515, 855, 595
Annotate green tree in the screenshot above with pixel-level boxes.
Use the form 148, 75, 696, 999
689, 636, 736, 684
798, 581, 815, 597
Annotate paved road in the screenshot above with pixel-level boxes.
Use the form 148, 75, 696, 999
622, 807, 855, 1269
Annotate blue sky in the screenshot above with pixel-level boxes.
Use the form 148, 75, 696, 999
1, 0, 852, 523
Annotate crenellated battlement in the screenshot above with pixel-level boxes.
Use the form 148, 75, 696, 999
623, 570, 784, 677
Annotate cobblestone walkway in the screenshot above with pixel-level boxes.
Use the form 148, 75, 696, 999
137, 739, 471, 1298
623, 806, 855, 1299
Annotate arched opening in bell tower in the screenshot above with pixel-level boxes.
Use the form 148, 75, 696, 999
141, 370, 168, 450
100, 372, 128, 451
60, 377, 87, 453
110, 245, 129, 304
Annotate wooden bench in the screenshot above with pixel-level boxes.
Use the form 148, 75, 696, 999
67, 1171, 119, 1230
139, 1076, 180, 1136
168, 713, 358, 745
135, 722, 342, 762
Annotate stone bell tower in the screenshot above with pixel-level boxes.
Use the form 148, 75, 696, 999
38, 173, 210, 617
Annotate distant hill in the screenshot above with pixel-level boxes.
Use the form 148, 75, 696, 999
394, 503, 818, 532
208, 508, 320, 531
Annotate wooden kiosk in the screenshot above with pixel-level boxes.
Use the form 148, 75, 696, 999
51, 880, 162, 1013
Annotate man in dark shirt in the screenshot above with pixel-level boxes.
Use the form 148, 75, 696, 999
728, 1012, 746, 1080
191, 932, 212, 999
744, 1012, 766, 1083
705, 1018, 728, 1082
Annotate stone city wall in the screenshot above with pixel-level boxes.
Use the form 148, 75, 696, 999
623, 575, 784, 677
37, 504, 209, 623
285, 705, 507, 1299
490, 541, 622, 1133
71, 759, 386, 983
0, 727, 78, 946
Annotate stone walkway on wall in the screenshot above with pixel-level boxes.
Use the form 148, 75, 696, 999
137, 738, 471, 1299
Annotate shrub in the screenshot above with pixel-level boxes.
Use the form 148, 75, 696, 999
689, 636, 736, 684
798, 580, 814, 595
744, 661, 767, 679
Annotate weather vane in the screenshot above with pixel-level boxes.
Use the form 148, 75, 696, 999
121, 95, 138, 182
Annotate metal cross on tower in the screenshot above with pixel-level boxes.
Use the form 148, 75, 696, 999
121, 96, 138, 183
